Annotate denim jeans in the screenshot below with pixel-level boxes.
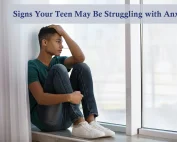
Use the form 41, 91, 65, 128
36, 63, 98, 131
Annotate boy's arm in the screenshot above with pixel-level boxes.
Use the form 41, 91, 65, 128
49, 25, 85, 68
28, 61, 83, 105
29, 81, 71, 105
62, 31, 85, 68
29, 81, 83, 105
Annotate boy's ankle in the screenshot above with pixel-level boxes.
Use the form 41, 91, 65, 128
73, 117, 85, 125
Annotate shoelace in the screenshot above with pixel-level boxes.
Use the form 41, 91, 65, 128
92, 122, 110, 131
81, 122, 95, 132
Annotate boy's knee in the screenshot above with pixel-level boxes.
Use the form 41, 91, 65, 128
73, 63, 90, 71
51, 64, 68, 73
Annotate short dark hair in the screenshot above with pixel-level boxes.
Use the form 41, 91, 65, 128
38, 26, 58, 48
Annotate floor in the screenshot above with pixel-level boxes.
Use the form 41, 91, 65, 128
31, 125, 176, 142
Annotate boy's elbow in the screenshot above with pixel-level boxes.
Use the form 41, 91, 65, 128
37, 99, 43, 105
37, 95, 45, 105
78, 55, 85, 63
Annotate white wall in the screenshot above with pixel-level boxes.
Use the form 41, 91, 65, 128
0, 0, 50, 141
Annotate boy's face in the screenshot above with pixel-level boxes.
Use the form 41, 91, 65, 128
44, 33, 63, 56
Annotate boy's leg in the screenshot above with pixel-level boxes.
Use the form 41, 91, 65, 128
35, 64, 105, 138
70, 63, 115, 137
35, 63, 106, 139
70, 63, 98, 120
36, 64, 83, 131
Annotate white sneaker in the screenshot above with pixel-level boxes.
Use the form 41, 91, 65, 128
72, 121, 105, 139
90, 121, 115, 137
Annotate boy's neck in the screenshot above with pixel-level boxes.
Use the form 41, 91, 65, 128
37, 51, 52, 67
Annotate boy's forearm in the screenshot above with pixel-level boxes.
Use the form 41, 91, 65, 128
63, 31, 85, 62
38, 93, 71, 105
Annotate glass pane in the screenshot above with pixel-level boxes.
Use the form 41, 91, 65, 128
143, 24, 177, 131
143, 0, 177, 131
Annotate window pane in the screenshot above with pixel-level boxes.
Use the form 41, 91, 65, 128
143, 24, 177, 131
143, 0, 177, 131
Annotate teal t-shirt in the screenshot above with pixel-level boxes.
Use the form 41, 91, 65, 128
28, 56, 69, 130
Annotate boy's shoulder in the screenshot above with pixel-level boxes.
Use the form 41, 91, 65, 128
28, 58, 37, 61
28, 59, 37, 65
28, 59, 39, 70
50, 56, 68, 64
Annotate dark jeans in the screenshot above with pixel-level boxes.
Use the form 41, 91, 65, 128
36, 63, 98, 131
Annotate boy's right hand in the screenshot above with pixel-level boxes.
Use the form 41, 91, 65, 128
48, 24, 65, 36
68, 91, 83, 104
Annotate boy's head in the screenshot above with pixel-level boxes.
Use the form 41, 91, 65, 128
38, 26, 63, 56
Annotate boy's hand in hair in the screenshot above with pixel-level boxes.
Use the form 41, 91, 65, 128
48, 25, 66, 36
